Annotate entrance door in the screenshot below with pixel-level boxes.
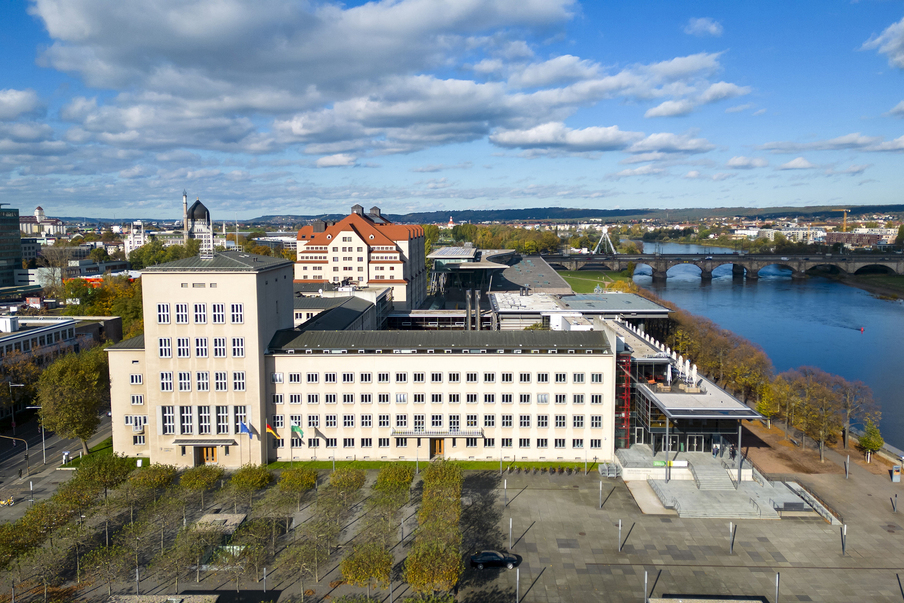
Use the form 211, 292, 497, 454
201, 447, 217, 464
687, 436, 703, 452
634, 427, 645, 445
430, 438, 444, 458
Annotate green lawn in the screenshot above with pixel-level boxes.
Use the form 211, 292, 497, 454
267, 458, 611, 473
64, 436, 144, 469
851, 273, 904, 294
558, 269, 633, 293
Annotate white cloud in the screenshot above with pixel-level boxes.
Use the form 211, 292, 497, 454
759, 133, 884, 153
411, 161, 473, 172
684, 17, 723, 37
316, 153, 357, 167
628, 132, 715, 154
886, 100, 904, 117
490, 122, 643, 152
645, 100, 694, 118
508, 55, 599, 88
699, 81, 750, 103
777, 157, 816, 170
684, 170, 732, 181
752, 109, 766, 116
685, 170, 702, 179
826, 164, 870, 176
862, 17, 904, 69
612, 165, 665, 178
0, 89, 42, 120
644, 80, 750, 117
726, 156, 768, 169
725, 103, 753, 113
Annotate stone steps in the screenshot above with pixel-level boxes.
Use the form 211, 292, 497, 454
691, 464, 736, 491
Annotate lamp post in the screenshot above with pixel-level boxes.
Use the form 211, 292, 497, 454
26, 406, 45, 464
7, 382, 24, 435
0, 435, 29, 476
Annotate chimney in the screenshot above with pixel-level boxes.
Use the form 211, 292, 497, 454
182, 190, 188, 245
465, 290, 472, 331
369, 206, 381, 217
312, 220, 326, 233
351, 204, 364, 215
475, 290, 481, 331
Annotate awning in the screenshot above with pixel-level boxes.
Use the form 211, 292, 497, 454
172, 439, 238, 447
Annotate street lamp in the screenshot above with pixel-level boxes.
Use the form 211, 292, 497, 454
6, 382, 24, 436
26, 406, 45, 465
0, 434, 29, 476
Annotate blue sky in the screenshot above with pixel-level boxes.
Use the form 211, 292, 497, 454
1, 0, 902, 219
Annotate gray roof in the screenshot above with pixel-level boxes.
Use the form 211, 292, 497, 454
142, 251, 292, 273
293, 296, 348, 310
497, 255, 572, 293
427, 246, 478, 260
557, 294, 670, 313
269, 329, 611, 353
107, 334, 145, 350
296, 297, 374, 331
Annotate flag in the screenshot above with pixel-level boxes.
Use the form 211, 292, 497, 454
291, 425, 304, 439
266, 423, 278, 437
239, 421, 253, 439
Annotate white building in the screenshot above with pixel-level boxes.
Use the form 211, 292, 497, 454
19, 206, 66, 235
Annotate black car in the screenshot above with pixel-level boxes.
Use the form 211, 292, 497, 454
470, 550, 519, 570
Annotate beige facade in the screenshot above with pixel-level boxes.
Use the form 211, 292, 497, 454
108, 252, 617, 468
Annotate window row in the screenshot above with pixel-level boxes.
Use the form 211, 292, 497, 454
270, 413, 605, 429
276, 371, 604, 385
158, 337, 244, 359
159, 371, 245, 392
160, 404, 248, 435
156, 303, 243, 325
270, 392, 603, 405
270, 437, 602, 450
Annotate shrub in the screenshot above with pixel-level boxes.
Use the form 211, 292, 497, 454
330, 466, 366, 494
230, 464, 273, 506
374, 464, 414, 492
279, 467, 318, 493
180, 464, 225, 509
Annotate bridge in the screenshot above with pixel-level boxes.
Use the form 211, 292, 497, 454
542, 253, 904, 280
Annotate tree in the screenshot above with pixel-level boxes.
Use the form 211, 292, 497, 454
342, 543, 392, 599
129, 463, 177, 501
37, 345, 110, 454
251, 488, 293, 553
151, 531, 194, 595
88, 247, 110, 263
894, 224, 904, 247
755, 382, 780, 430
180, 464, 225, 510
79, 453, 134, 545
858, 420, 884, 463
0, 350, 41, 409
792, 367, 842, 462
116, 520, 151, 592
279, 540, 321, 602
83, 544, 130, 597
35, 245, 71, 297
404, 541, 462, 596
23, 544, 66, 603
834, 378, 878, 449
230, 464, 272, 507
279, 467, 318, 511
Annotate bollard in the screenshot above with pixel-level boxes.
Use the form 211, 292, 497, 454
516, 567, 520, 603
841, 524, 847, 556
332, 456, 335, 472
509, 517, 513, 549
599, 481, 603, 509
729, 522, 733, 555
895, 494, 899, 514
263, 567, 267, 592
618, 519, 622, 552
644, 570, 648, 602
504, 478, 508, 506
775, 572, 780, 603
845, 455, 850, 479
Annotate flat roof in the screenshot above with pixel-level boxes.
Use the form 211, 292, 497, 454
490, 292, 671, 316
293, 296, 349, 310
605, 318, 670, 359
637, 381, 761, 420
297, 297, 374, 331
269, 329, 611, 354
142, 251, 291, 273
427, 246, 478, 260
496, 256, 572, 293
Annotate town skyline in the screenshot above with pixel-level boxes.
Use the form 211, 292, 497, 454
1, 0, 903, 218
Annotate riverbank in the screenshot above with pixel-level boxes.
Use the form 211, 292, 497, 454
836, 273, 904, 300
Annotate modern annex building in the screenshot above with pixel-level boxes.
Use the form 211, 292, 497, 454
294, 205, 427, 310
108, 251, 617, 468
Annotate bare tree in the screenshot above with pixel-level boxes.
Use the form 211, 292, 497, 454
834, 377, 878, 449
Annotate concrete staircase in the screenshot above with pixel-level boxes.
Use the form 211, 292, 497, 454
690, 462, 736, 491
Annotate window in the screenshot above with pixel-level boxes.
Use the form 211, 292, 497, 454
233, 372, 246, 391
157, 303, 170, 324
555, 394, 567, 405
519, 438, 530, 448
537, 393, 549, 404
177, 338, 190, 358
325, 394, 337, 404
343, 394, 354, 404
396, 438, 407, 447
379, 437, 390, 448
308, 415, 320, 428
591, 439, 602, 449
215, 372, 227, 392
162, 406, 175, 434
413, 372, 425, 383
160, 372, 173, 392
325, 373, 337, 384
519, 372, 531, 383
555, 438, 565, 449
130, 374, 143, 385
484, 415, 495, 427
213, 338, 226, 358
234, 406, 247, 433
431, 372, 443, 383
158, 338, 172, 358
179, 406, 193, 434
194, 303, 207, 324
361, 414, 372, 427
573, 416, 584, 428
307, 373, 319, 384
290, 414, 302, 428
343, 415, 355, 428
195, 338, 208, 358
230, 303, 244, 323
555, 415, 566, 428
431, 414, 443, 428
395, 372, 407, 383
484, 372, 495, 383
232, 338, 245, 358
448, 372, 460, 383
591, 415, 602, 428
379, 414, 390, 427
175, 303, 188, 324
501, 415, 513, 428
396, 415, 408, 428
538, 415, 548, 428
537, 438, 548, 448
271, 373, 284, 384
326, 438, 337, 448
431, 393, 442, 404
501, 438, 512, 448
361, 438, 372, 448
133, 435, 146, 446
309, 438, 320, 448
360, 373, 372, 384
519, 415, 531, 428
272, 394, 284, 405
537, 373, 549, 384
591, 394, 603, 405
573, 394, 585, 405
519, 394, 530, 404
466, 414, 478, 427
289, 373, 302, 384
555, 373, 567, 384
325, 415, 337, 428
378, 372, 390, 384
212, 303, 225, 324
290, 394, 302, 404
466, 372, 478, 383
178, 372, 191, 392
378, 393, 390, 404
573, 373, 585, 384
395, 393, 407, 404
361, 394, 372, 404
466, 438, 478, 448
414, 393, 425, 404
501, 372, 513, 383
484, 393, 495, 404
485, 438, 495, 447
573, 439, 584, 448
591, 373, 604, 384
414, 415, 425, 431
131, 394, 143, 405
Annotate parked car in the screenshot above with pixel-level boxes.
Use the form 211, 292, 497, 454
780, 256, 789, 261
470, 550, 519, 570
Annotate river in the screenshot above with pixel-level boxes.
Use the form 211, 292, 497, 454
630, 241, 904, 449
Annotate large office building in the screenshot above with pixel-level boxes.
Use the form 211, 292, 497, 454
0, 208, 22, 288
294, 205, 427, 310
107, 251, 617, 468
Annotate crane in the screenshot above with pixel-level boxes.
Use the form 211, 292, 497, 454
833, 209, 850, 232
